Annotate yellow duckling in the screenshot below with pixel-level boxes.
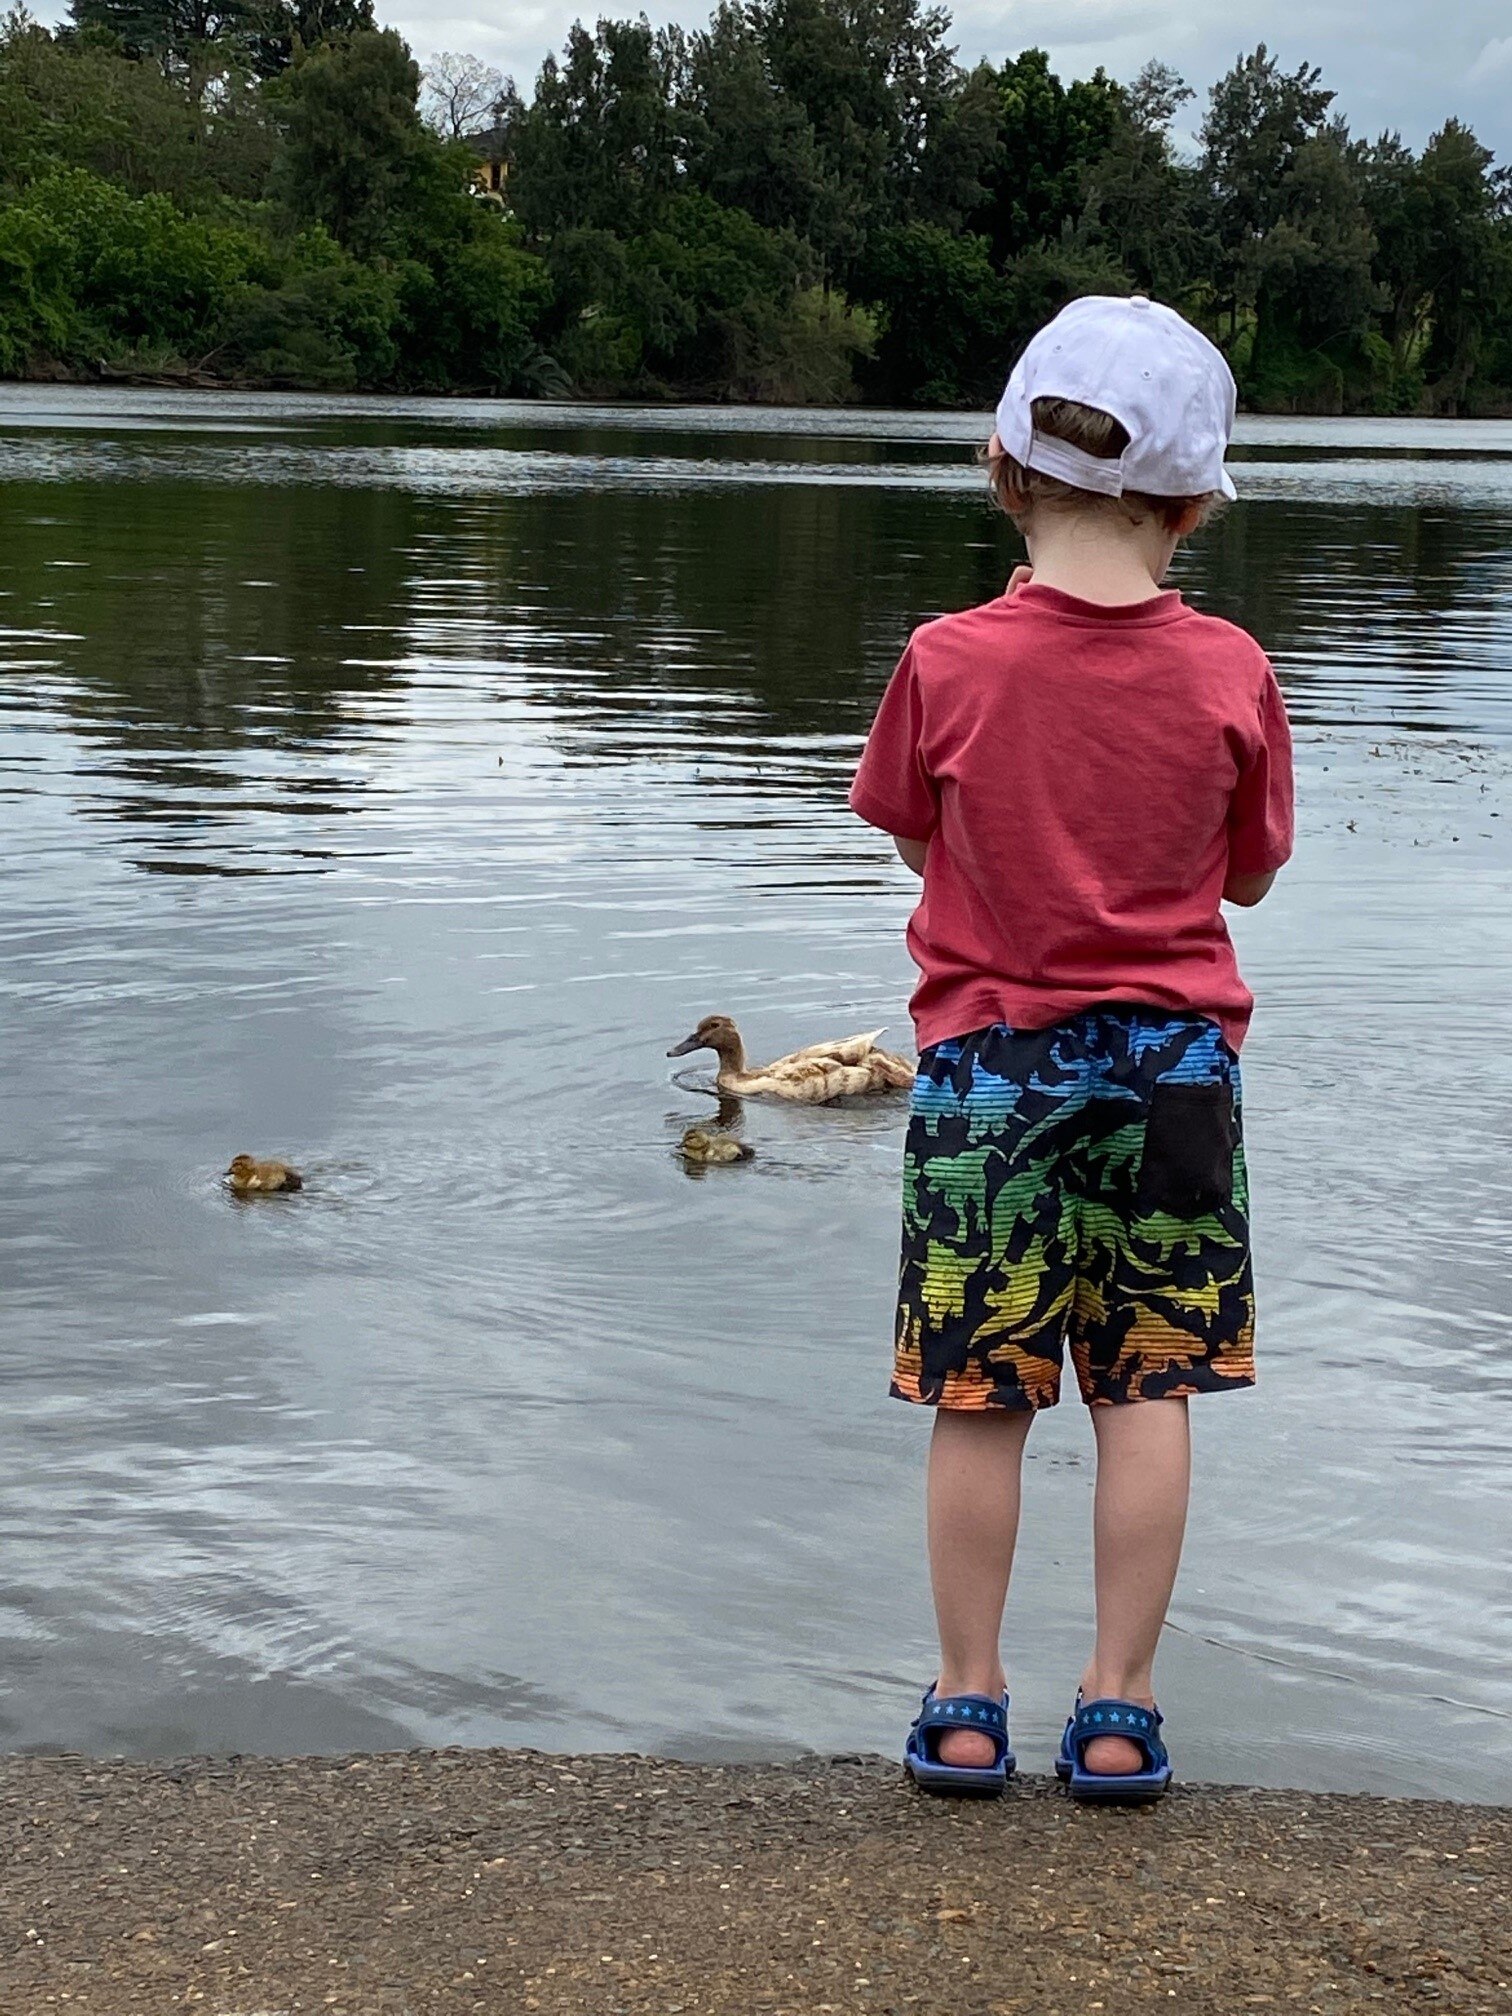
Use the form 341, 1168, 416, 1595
667, 1016, 913, 1103
225, 1154, 303, 1195
679, 1126, 755, 1166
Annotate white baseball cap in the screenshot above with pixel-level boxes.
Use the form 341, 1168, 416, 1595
994, 294, 1238, 502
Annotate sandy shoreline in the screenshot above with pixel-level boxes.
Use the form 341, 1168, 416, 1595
1, 1747, 1508, 2013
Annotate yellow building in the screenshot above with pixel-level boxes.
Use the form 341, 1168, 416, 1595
468, 126, 508, 200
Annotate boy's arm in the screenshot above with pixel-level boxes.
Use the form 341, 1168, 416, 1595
1223, 868, 1276, 907
849, 640, 939, 851
1226, 665, 1293, 906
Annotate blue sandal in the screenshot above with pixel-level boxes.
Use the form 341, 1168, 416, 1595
1055, 1696, 1171, 1804
903, 1685, 1015, 1797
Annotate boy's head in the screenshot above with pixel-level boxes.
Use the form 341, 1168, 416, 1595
988, 296, 1237, 537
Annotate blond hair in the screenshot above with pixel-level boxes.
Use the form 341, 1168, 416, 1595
988, 397, 1224, 533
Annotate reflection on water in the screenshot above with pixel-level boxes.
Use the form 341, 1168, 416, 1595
1, 392, 1510, 1798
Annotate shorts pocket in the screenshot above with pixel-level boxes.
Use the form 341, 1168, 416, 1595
1136, 1081, 1237, 1218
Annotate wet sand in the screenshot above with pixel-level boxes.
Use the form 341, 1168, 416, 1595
1, 1749, 1507, 2013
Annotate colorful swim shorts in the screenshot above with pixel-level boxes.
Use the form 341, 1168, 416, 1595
892, 1009, 1256, 1410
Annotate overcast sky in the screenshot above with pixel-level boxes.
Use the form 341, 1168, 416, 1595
393, 0, 1511, 159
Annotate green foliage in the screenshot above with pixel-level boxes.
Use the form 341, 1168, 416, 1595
543, 189, 859, 399
1199, 40, 1335, 327
1079, 61, 1203, 299
249, 0, 376, 80
682, 3, 831, 242
857, 221, 1009, 405
0, 4, 1509, 411
214, 232, 400, 384
1412, 121, 1510, 407
1245, 123, 1380, 402
507, 17, 682, 238
6, 166, 267, 357
0, 197, 73, 370
977, 48, 1123, 264
394, 222, 553, 389
267, 28, 433, 259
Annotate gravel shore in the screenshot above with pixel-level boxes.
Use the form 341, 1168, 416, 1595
1, 1749, 1507, 2014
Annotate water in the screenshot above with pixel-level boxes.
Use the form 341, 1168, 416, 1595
1, 390, 1509, 1800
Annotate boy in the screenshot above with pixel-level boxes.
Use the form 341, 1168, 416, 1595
850, 296, 1293, 1802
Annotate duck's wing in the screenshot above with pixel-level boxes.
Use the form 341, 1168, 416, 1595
783, 1028, 887, 1066
869, 1050, 916, 1088
738, 1057, 850, 1102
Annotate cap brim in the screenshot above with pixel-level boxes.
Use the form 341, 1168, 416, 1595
1220, 467, 1238, 501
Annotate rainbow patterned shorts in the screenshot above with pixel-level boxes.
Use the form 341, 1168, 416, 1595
892, 1010, 1256, 1411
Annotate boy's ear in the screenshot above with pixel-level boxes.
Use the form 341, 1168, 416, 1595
1173, 500, 1206, 538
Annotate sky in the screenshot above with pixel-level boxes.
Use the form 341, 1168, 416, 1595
25, 0, 1512, 160
392, 0, 1512, 160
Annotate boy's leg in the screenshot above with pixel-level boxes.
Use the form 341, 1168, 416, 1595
1080, 1395, 1190, 1774
1071, 1012, 1254, 1775
927, 1407, 1035, 1768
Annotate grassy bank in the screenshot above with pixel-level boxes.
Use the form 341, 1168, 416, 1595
1, 1748, 1507, 2012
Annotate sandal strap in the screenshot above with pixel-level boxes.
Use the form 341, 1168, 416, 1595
912, 1688, 1010, 1764
1070, 1697, 1165, 1766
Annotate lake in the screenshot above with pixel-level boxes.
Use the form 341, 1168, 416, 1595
1, 389, 1509, 1799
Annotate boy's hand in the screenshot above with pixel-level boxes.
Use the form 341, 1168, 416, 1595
1007, 565, 1033, 597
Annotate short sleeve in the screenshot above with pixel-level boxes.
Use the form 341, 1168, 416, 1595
1228, 665, 1294, 875
849, 642, 939, 842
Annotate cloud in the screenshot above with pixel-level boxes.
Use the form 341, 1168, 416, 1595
1466, 35, 1512, 85
959, 1, 1168, 53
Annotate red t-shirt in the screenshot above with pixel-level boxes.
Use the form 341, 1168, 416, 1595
849, 583, 1294, 1053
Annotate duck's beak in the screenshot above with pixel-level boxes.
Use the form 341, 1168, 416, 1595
666, 1034, 700, 1058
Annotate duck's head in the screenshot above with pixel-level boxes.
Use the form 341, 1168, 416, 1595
667, 1015, 739, 1060
679, 1125, 753, 1164
226, 1154, 256, 1183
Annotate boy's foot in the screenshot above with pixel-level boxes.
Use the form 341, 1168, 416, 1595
933, 1672, 1007, 1769
1077, 1672, 1157, 1774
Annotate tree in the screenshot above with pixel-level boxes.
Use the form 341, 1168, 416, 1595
745, 0, 957, 280
419, 48, 504, 141
506, 17, 682, 237
247, 0, 376, 80
1126, 58, 1191, 137
1199, 43, 1335, 333
68, 0, 253, 92
969, 48, 1123, 265
1412, 120, 1509, 408
267, 28, 439, 260
911, 58, 999, 233
1079, 61, 1201, 297
1360, 130, 1433, 376
1246, 121, 1380, 405
682, 3, 831, 243
856, 219, 1007, 404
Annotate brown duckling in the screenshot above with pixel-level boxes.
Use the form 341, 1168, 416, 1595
679, 1126, 755, 1166
225, 1154, 303, 1195
668, 1016, 913, 1102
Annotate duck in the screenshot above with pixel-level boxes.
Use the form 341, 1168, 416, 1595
667, 1016, 913, 1103
679, 1126, 755, 1166
225, 1154, 303, 1195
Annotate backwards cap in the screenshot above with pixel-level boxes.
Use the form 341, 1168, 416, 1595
995, 295, 1238, 502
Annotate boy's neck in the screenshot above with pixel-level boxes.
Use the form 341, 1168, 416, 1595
1022, 510, 1175, 609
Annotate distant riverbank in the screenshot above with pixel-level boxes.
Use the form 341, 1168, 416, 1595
1, 1749, 1506, 2013
6, 363, 1512, 419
